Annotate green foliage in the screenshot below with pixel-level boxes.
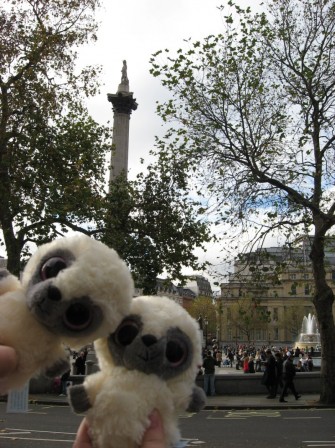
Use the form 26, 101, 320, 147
149, 0, 335, 247
101, 168, 211, 294
229, 296, 271, 343
150, 0, 335, 402
0, 0, 107, 273
188, 296, 217, 337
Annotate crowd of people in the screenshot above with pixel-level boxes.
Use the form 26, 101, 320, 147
200, 341, 314, 401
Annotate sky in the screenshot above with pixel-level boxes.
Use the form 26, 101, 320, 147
75, 0, 265, 290
79, 0, 263, 178
74, 0, 266, 290
0, 1, 263, 287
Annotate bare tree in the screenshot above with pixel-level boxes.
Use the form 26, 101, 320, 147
150, 0, 335, 403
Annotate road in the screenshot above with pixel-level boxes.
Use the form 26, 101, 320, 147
1, 402, 335, 448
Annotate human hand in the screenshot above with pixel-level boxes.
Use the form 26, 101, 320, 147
141, 409, 166, 448
73, 409, 166, 448
0, 345, 18, 394
0, 345, 18, 378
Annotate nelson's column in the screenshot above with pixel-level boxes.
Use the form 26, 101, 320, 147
107, 60, 138, 186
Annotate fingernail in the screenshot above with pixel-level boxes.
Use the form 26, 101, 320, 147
148, 409, 160, 429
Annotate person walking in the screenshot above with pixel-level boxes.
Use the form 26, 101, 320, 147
248, 355, 255, 373
279, 352, 301, 402
261, 349, 277, 398
59, 369, 71, 396
216, 350, 223, 367
243, 354, 250, 373
202, 350, 216, 396
75, 350, 87, 375
274, 352, 284, 397
255, 350, 262, 372
227, 350, 234, 368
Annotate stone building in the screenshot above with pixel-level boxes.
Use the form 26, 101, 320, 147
155, 275, 213, 310
184, 275, 213, 298
155, 278, 196, 310
218, 238, 335, 347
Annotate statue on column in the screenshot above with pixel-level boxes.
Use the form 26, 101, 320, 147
121, 60, 129, 84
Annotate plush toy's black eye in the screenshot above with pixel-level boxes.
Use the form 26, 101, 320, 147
63, 303, 93, 331
166, 340, 187, 366
41, 257, 67, 280
115, 320, 140, 346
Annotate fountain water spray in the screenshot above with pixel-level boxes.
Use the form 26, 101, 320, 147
294, 313, 321, 350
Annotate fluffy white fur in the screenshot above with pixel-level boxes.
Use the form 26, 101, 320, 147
0, 279, 67, 393
70, 295, 204, 448
22, 234, 134, 347
0, 234, 133, 394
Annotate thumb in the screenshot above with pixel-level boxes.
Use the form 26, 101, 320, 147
141, 409, 165, 448
0, 346, 18, 377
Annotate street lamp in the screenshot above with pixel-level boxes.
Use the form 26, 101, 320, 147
197, 315, 205, 348
204, 316, 209, 348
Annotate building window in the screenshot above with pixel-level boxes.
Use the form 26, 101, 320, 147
303, 273, 309, 280
304, 284, 310, 295
274, 327, 279, 341
290, 274, 296, 280
332, 271, 335, 281
291, 283, 297, 295
273, 308, 278, 321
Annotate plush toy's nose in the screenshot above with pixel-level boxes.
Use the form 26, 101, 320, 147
142, 334, 157, 347
48, 284, 62, 301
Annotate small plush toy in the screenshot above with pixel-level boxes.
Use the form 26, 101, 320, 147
69, 295, 206, 448
0, 234, 134, 394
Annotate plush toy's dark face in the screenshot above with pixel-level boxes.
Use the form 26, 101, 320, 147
108, 314, 194, 380
26, 248, 103, 337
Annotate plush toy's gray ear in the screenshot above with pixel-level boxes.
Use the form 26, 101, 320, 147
69, 384, 92, 413
0, 268, 20, 294
186, 386, 206, 412
0, 268, 10, 280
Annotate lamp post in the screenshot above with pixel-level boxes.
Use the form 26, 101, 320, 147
198, 315, 205, 348
204, 316, 209, 348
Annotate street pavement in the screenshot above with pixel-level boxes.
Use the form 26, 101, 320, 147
23, 366, 326, 411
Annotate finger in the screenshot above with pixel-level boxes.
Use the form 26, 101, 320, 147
73, 418, 92, 448
142, 409, 165, 448
0, 346, 18, 377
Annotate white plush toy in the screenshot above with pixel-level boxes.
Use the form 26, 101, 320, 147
69, 295, 206, 448
0, 234, 134, 394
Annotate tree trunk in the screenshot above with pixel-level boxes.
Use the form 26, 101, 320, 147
1, 215, 22, 277
310, 233, 335, 404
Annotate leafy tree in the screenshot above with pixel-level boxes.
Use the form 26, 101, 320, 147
101, 168, 211, 294
150, 0, 335, 403
0, 0, 108, 274
188, 296, 217, 344
281, 304, 307, 341
0, 0, 212, 288
229, 297, 271, 344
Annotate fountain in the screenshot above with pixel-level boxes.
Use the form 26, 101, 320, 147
294, 313, 321, 352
